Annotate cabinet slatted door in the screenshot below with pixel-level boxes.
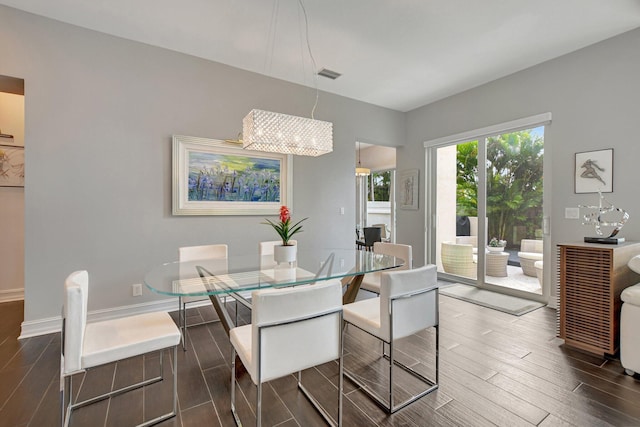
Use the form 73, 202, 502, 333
558, 242, 640, 356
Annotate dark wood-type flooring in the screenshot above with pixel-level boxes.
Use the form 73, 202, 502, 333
1, 291, 640, 426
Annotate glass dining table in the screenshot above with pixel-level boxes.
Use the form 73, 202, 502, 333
144, 247, 404, 335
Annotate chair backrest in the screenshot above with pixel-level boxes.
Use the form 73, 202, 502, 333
520, 239, 542, 254
179, 244, 228, 262
63, 270, 89, 374
363, 227, 382, 247
259, 240, 297, 269
441, 242, 476, 277
373, 242, 412, 270
371, 224, 388, 239
250, 280, 342, 383
455, 235, 477, 248
379, 265, 438, 342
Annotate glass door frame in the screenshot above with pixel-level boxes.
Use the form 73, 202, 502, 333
425, 113, 552, 304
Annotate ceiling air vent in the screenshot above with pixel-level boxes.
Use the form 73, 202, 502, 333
317, 68, 341, 80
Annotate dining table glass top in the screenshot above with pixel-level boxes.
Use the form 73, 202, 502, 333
144, 247, 404, 297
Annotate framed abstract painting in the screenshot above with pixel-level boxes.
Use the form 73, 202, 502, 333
172, 135, 292, 215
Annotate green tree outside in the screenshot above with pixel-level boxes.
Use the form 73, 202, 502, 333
456, 130, 543, 247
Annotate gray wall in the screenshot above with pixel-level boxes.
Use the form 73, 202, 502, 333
0, 6, 405, 323
401, 27, 640, 303
3, 4, 639, 325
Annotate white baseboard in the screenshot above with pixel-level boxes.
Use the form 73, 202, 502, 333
0, 288, 24, 303
19, 298, 178, 339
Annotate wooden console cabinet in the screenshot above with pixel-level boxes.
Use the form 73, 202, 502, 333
558, 241, 640, 356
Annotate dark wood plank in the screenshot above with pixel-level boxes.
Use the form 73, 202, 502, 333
3, 294, 640, 426
0, 335, 60, 426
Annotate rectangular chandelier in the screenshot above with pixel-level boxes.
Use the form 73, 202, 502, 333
242, 109, 333, 157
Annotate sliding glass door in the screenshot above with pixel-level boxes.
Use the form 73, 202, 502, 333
429, 117, 547, 300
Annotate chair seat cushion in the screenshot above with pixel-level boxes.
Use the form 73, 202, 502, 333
343, 298, 382, 338
622, 284, 640, 306
82, 312, 180, 370
518, 251, 543, 261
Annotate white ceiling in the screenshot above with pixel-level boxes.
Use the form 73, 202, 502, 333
3, 0, 640, 112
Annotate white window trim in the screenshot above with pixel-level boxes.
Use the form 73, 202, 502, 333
423, 112, 552, 148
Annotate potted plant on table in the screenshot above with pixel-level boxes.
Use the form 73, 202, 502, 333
263, 206, 307, 263
488, 237, 507, 252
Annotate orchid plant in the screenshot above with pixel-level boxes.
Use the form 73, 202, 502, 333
263, 206, 307, 246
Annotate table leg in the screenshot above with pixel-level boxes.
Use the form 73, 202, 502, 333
342, 274, 364, 304
209, 294, 233, 336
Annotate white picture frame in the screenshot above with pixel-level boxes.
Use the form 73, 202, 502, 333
0, 145, 24, 187
172, 135, 292, 215
575, 148, 613, 194
399, 169, 419, 210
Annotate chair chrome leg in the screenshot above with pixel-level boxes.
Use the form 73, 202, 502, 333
179, 297, 186, 351
256, 382, 262, 427
231, 348, 243, 427
61, 374, 72, 427
63, 348, 178, 427
343, 322, 439, 414
338, 328, 344, 427
389, 339, 394, 411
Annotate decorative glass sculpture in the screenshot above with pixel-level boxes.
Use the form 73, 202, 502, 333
580, 191, 629, 238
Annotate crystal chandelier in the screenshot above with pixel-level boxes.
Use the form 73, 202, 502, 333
242, 0, 333, 157
243, 109, 333, 157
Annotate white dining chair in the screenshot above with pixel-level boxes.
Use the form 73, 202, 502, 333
360, 242, 412, 294
61, 270, 180, 427
342, 265, 439, 413
178, 244, 228, 350
229, 279, 343, 427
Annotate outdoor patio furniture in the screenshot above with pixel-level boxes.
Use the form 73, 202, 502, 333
486, 251, 509, 277
518, 239, 543, 276
534, 260, 543, 287
441, 242, 476, 278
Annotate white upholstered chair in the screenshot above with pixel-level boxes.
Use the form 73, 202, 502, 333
518, 239, 543, 276
229, 280, 344, 427
360, 242, 412, 294
342, 265, 439, 413
61, 270, 180, 427
441, 241, 477, 278
621, 255, 640, 376
178, 244, 228, 350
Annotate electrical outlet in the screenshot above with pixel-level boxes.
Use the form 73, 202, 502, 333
132, 283, 142, 297
565, 207, 580, 219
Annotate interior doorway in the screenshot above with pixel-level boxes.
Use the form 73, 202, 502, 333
0, 75, 25, 303
355, 142, 396, 244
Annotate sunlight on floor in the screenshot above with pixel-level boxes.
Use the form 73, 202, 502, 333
485, 264, 542, 294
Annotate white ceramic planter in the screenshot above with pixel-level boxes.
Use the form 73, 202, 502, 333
274, 244, 297, 264
487, 246, 504, 253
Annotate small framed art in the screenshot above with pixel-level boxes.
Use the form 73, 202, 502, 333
399, 169, 419, 210
575, 148, 613, 194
